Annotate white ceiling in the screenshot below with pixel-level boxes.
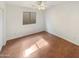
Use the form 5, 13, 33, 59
5, 1, 62, 9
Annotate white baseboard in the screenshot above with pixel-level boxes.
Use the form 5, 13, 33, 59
8, 30, 45, 40
0, 42, 6, 51
47, 31, 79, 46
0, 46, 2, 51
3, 41, 6, 46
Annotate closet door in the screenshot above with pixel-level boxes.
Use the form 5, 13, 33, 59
0, 9, 3, 51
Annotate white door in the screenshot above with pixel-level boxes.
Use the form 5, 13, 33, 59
0, 9, 3, 51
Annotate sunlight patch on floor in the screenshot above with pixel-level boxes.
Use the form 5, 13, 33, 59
36, 38, 48, 48
23, 44, 38, 57
23, 37, 48, 57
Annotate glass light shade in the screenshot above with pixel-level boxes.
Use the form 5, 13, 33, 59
38, 6, 46, 10
38, 2, 46, 10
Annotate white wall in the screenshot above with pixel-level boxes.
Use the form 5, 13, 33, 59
6, 5, 45, 40
0, 2, 6, 51
0, 9, 3, 51
45, 2, 79, 45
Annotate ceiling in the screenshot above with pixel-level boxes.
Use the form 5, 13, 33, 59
5, 1, 62, 9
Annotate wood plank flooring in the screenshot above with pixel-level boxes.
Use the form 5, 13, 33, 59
0, 31, 79, 58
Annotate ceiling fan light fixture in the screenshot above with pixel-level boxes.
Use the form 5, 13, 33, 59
38, 5, 46, 10
37, 1, 47, 10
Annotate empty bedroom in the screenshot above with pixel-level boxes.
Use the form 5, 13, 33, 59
0, 0, 79, 58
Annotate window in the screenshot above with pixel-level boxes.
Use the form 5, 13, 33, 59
23, 12, 36, 25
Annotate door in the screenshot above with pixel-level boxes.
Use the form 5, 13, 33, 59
0, 9, 3, 51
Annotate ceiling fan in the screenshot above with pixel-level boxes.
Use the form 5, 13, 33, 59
32, 1, 47, 10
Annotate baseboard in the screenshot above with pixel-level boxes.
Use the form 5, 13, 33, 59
0, 42, 6, 51
46, 31, 79, 46
6, 30, 79, 46
8, 31, 46, 41
0, 46, 2, 52
3, 41, 7, 46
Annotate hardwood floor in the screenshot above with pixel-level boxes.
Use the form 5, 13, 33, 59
0, 31, 79, 58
